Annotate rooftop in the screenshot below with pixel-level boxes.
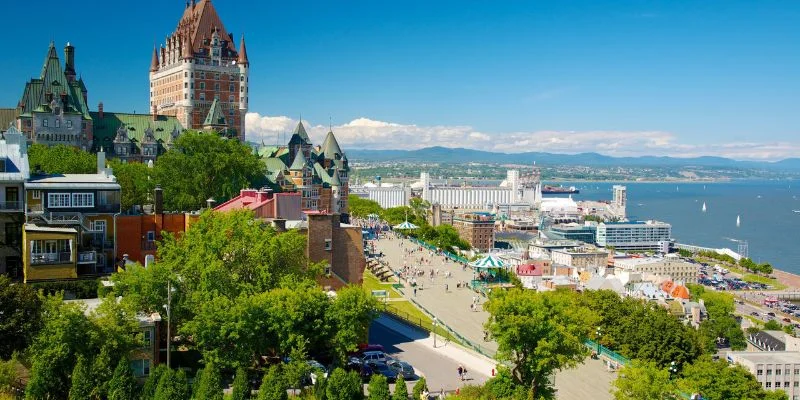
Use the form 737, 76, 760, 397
728, 350, 800, 364
24, 224, 77, 234
26, 172, 120, 190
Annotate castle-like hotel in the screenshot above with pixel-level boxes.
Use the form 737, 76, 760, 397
0, 0, 248, 158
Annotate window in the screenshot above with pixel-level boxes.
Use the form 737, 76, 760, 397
66, 120, 72, 128
796, 369, 799, 375
776, 382, 781, 388
72, 193, 94, 208
229, 83, 235, 92
143, 329, 152, 346
214, 83, 219, 91
42, 119, 48, 127
778, 369, 783, 375
5, 223, 20, 247
794, 382, 799, 387
200, 72, 205, 79
767, 370, 773, 376
324, 263, 331, 275
30, 239, 72, 264
199, 93, 205, 101
92, 220, 106, 233
48, 193, 71, 208
147, 231, 155, 241
129, 359, 151, 377
215, 73, 219, 80
766, 382, 772, 388
787, 369, 792, 375
785, 382, 790, 388
184, 83, 187, 88
200, 82, 205, 90
54, 119, 60, 128
324, 239, 332, 251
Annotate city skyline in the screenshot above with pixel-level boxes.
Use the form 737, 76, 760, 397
1, 0, 798, 160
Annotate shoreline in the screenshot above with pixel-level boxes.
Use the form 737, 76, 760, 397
772, 269, 800, 291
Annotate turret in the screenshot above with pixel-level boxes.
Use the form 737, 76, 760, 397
64, 42, 76, 82
150, 45, 160, 72
238, 35, 249, 66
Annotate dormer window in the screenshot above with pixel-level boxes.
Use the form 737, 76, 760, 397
54, 119, 60, 128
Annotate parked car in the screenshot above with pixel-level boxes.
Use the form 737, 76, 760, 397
768, 312, 776, 317
307, 360, 328, 385
751, 311, 760, 316
387, 359, 416, 380
367, 361, 398, 382
362, 351, 390, 363
783, 318, 792, 323
346, 357, 374, 381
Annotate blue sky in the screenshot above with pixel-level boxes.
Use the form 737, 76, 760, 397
3, 0, 799, 159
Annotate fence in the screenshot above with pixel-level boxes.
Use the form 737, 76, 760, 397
583, 339, 630, 367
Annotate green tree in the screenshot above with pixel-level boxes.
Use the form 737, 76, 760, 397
154, 368, 190, 400
676, 356, 769, 400
411, 377, 427, 400
231, 367, 251, 400
408, 197, 430, 221
154, 131, 266, 211
368, 374, 391, 400
0, 356, 19, 394
107, 359, 137, 400
327, 286, 380, 363
110, 160, 155, 211
68, 356, 93, 400
393, 375, 408, 400
141, 365, 168, 400
0, 275, 43, 359
28, 143, 96, 174
283, 345, 311, 394
326, 368, 363, 400
764, 320, 782, 330
483, 367, 526, 400
193, 362, 224, 400
257, 365, 287, 400
485, 289, 597, 398
348, 195, 383, 218
611, 360, 675, 400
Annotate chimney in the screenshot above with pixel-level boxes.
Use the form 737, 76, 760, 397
152, 104, 158, 121
98, 102, 104, 119
154, 185, 164, 215
97, 147, 106, 175
64, 42, 76, 81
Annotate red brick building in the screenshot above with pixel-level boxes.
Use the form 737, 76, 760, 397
150, 0, 248, 139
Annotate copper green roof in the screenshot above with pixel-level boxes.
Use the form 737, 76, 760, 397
320, 130, 343, 160
0, 108, 19, 131
263, 157, 288, 183
289, 148, 307, 171
203, 97, 227, 128
293, 121, 310, 142
18, 42, 91, 120
90, 112, 183, 152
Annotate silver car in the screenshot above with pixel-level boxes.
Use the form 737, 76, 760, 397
387, 359, 415, 380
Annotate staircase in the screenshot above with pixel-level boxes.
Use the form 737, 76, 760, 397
367, 259, 395, 282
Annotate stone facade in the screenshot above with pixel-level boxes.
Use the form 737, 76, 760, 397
306, 213, 365, 289
453, 212, 496, 252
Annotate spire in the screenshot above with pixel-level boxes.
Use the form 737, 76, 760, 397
289, 147, 307, 171
46, 41, 57, 59
150, 45, 160, 72
321, 130, 343, 160
238, 34, 249, 65
292, 120, 310, 142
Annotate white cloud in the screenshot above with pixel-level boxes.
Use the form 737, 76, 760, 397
245, 113, 800, 161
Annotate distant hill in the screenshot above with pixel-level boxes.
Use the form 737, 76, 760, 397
345, 146, 797, 170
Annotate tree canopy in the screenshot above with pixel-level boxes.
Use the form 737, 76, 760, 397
153, 131, 266, 211
348, 195, 383, 218
110, 159, 155, 211
0, 275, 43, 359
484, 289, 597, 399
28, 143, 96, 174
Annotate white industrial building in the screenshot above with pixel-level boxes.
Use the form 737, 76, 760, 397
350, 183, 410, 209
418, 168, 542, 209
596, 220, 672, 252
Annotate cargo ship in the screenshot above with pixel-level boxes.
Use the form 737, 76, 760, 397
542, 185, 580, 194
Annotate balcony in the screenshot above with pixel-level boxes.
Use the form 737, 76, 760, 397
0, 201, 23, 212
77, 251, 96, 264
30, 252, 73, 265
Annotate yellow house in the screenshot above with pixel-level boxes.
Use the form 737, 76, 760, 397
23, 224, 78, 282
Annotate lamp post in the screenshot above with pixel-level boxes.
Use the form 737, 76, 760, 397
595, 327, 602, 356
433, 317, 437, 348
163, 281, 176, 368
669, 361, 678, 380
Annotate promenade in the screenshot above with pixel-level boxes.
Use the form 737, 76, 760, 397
372, 234, 616, 399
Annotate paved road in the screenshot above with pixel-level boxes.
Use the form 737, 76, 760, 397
370, 319, 488, 394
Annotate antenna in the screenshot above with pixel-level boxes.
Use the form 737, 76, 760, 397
329, 115, 332, 131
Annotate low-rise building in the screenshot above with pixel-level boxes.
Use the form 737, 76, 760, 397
0, 126, 28, 278
528, 238, 583, 259
23, 150, 121, 281
614, 257, 698, 284
304, 212, 365, 290
596, 220, 672, 252
727, 351, 800, 398
547, 222, 597, 244
550, 246, 609, 269
515, 260, 549, 289
214, 188, 302, 220
453, 212, 495, 252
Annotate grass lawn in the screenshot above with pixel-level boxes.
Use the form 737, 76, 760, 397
384, 300, 459, 343
743, 273, 787, 290
362, 270, 402, 299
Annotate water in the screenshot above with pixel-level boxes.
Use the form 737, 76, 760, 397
547, 180, 800, 274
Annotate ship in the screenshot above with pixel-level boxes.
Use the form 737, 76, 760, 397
542, 185, 580, 194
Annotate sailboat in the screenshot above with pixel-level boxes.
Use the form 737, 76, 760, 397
702, 202, 707, 212
736, 215, 741, 227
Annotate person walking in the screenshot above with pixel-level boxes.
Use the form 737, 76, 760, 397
445, 283, 449, 292
457, 365, 463, 381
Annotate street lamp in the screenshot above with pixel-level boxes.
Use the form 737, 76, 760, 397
669, 361, 679, 380
433, 317, 437, 348
163, 281, 177, 368
595, 327, 602, 356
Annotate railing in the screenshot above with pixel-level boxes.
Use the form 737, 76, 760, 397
77, 251, 97, 264
584, 339, 630, 367
0, 200, 23, 211
27, 204, 43, 213
408, 237, 470, 264
31, 252, 73, 265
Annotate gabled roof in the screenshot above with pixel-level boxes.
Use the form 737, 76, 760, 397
90, 112, 183, 152
263, 157, 288, 183
203, 97, 227, 128
0, 108, 19, 132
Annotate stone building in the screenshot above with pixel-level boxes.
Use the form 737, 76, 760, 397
150, 0, 249, 139
14, 42, 93, 150
453, 212, 495, 252
91, 104, 183, 163
257, 121, 351, 221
